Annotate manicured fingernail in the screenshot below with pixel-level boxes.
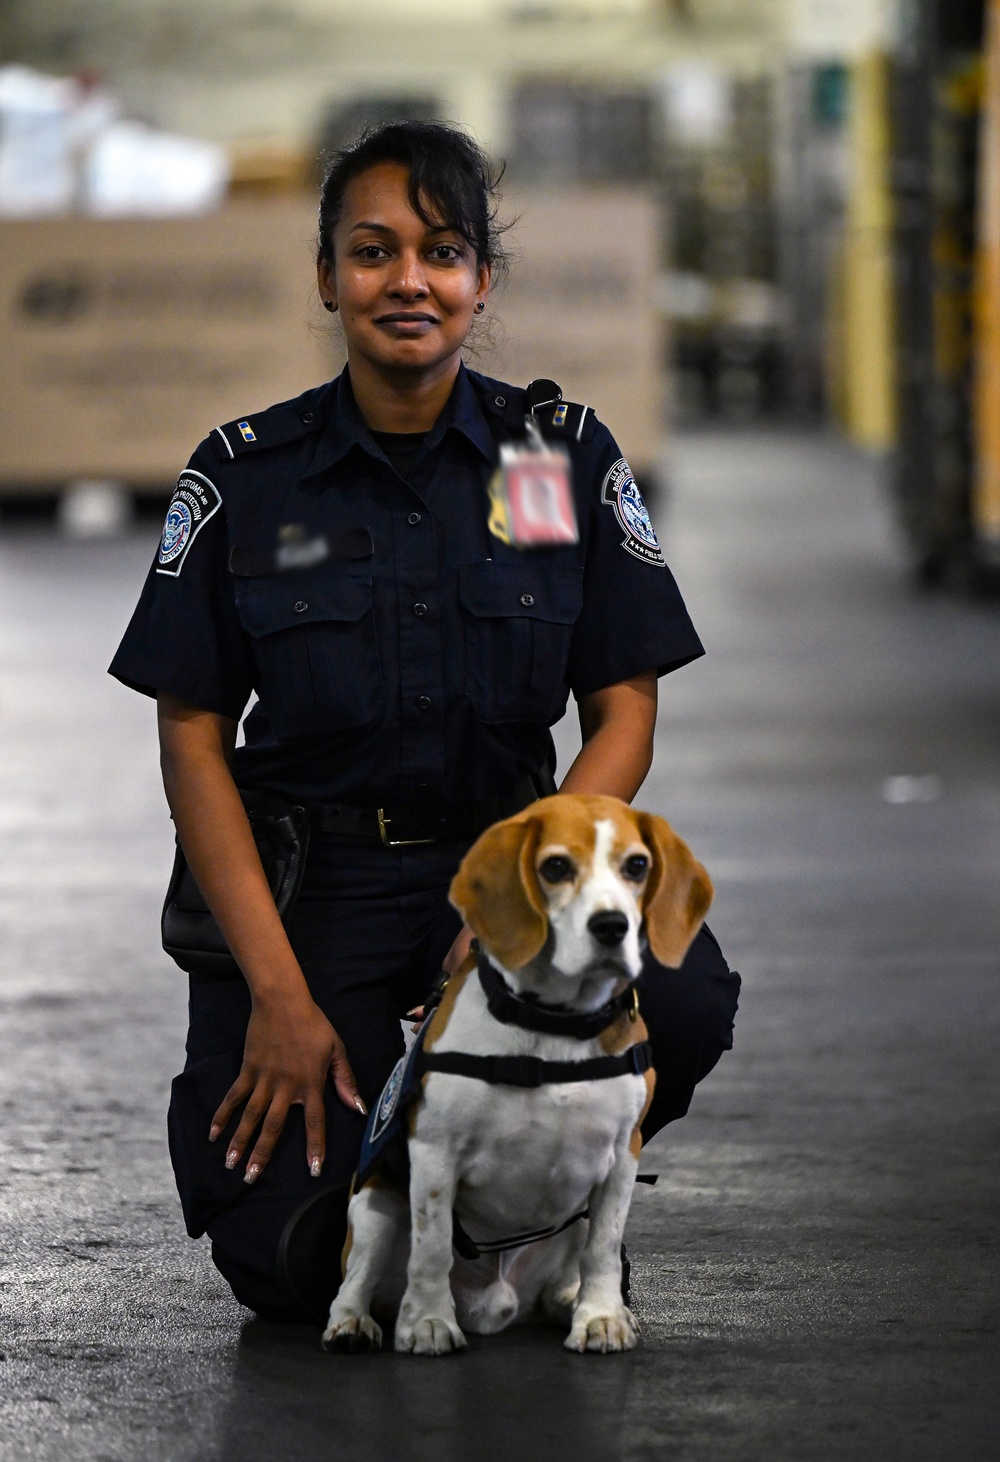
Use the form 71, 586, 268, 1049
225, 1149, 238, 1170
405, 1008, 421, 1018
354, 1096, 368, 1116
244, 1164, 260, 1185
310, 1156, 322, 1178
208, 1125, 220, 1143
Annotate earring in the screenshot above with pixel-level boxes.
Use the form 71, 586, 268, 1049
475, 301, 486, 313
323, 300, 336, 313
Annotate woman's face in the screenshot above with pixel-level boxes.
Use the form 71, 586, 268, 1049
318, 161, 490, 381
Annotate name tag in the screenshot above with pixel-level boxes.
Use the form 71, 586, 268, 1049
488, 444, 578, 548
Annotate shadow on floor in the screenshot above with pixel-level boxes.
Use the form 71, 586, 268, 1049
213, 1316, 638, 1462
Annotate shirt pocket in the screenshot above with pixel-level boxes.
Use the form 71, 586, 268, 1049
234, 576, 385, 739
458, 561, 584, 724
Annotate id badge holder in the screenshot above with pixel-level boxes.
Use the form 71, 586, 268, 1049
488, 416, 578, 548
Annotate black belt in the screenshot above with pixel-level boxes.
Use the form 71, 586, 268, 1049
309, 776, 538, 847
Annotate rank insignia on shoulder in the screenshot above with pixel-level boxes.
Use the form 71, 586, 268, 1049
552, 403, 568, 427
601, 458, 665, 566
213, 406, 312, 461
156, 469, 222, 577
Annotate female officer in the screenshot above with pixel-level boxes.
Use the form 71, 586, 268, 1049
110, 121, 740, 1322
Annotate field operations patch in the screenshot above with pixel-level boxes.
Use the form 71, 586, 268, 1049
156, 470, 222, 577
600, 458, 665, 566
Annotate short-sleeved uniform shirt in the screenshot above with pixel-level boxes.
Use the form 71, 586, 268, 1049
109, 365, 704, 807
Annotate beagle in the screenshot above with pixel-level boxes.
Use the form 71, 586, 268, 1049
322, 794, 712, 1357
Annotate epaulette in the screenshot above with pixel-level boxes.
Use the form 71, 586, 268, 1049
525, 377, 598, 444
533, 396, 597, 446
209, 401, 324, 463
477, 374, 598, 446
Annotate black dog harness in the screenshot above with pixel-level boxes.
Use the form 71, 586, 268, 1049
355, 950, 652, 1258
421, 954, 652, 1090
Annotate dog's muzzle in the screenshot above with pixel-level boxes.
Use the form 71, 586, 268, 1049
587, 910, 630, 948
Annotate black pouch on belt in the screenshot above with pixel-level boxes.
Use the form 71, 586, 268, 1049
161, 790, 310, 977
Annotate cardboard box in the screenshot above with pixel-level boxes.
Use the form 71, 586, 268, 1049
0, 189, 663, 490
0, 201, 336, 488
490, 189, 665, 481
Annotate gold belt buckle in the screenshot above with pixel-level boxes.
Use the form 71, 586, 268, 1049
377, 809, 437, 848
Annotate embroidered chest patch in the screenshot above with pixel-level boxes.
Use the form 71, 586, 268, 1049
156, 470, 222, 577
600, 458, 664, 566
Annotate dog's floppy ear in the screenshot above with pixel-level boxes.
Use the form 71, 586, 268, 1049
449, 814, 547, 971
636, 811, 713, 969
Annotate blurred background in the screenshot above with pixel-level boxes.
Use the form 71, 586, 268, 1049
0, 0, 997, 585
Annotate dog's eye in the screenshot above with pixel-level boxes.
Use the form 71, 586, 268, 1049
622, 854, 649, 881
538, 855, 576, 884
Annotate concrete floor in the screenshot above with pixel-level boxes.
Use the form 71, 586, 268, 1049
1, 431, 998, 1461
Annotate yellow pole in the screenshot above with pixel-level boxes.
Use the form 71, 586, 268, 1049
974, 0, 1000, 545
841, 52, 897, 450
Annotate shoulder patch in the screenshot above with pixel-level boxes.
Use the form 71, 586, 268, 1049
155, 470, 221, 577
600, 459, 665, 566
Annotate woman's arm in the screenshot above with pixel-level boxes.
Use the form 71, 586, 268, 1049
558, 670, 657, 801
157, 693, 364, 1183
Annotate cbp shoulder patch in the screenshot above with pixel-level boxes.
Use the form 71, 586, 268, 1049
156, 470, 222, 577
600, 458, 665, 566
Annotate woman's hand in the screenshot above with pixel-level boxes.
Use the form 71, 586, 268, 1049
443, 924, 475, 977
209, 989, 366, 1183
157, 694, 368, 1182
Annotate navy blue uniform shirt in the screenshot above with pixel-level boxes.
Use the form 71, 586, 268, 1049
109, 366, 704, 806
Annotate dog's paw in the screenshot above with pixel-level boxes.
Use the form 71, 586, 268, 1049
565, 1305, 640, 1354
394, 1315, 468, 1356
321, 1313, 383, 1354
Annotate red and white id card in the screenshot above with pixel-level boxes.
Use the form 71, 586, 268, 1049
490, 443, 579, 547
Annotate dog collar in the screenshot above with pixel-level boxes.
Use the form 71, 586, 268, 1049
476, 949, 640, 1039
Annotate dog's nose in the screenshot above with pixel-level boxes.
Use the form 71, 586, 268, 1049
587, 910, 629, 947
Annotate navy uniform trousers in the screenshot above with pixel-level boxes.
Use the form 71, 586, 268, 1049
168, 829, 741, 1318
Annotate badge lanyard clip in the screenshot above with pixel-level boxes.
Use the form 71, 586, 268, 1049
488, 400, 579, 548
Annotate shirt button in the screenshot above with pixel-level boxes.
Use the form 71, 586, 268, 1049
494, 395, 506, 408
412, 602, 428, 617
407, 511, 421, 525
294, 600, 308, 613
519, 592, 535, 607
301, 411, 315, 423
416, 694, 432, 711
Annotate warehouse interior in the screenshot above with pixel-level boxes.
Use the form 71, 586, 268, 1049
0, 2, 997, 1458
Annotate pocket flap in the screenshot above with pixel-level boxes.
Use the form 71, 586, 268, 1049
236, 577, 373, 638
458, 561, 583, 623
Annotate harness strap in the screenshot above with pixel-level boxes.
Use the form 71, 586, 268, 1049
477, 954, 640, 1039
419, 1040, 652, 1088
452, 1207, 588, 1262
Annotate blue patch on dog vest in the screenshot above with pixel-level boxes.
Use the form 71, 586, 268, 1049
356, 1021, 432, 1187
